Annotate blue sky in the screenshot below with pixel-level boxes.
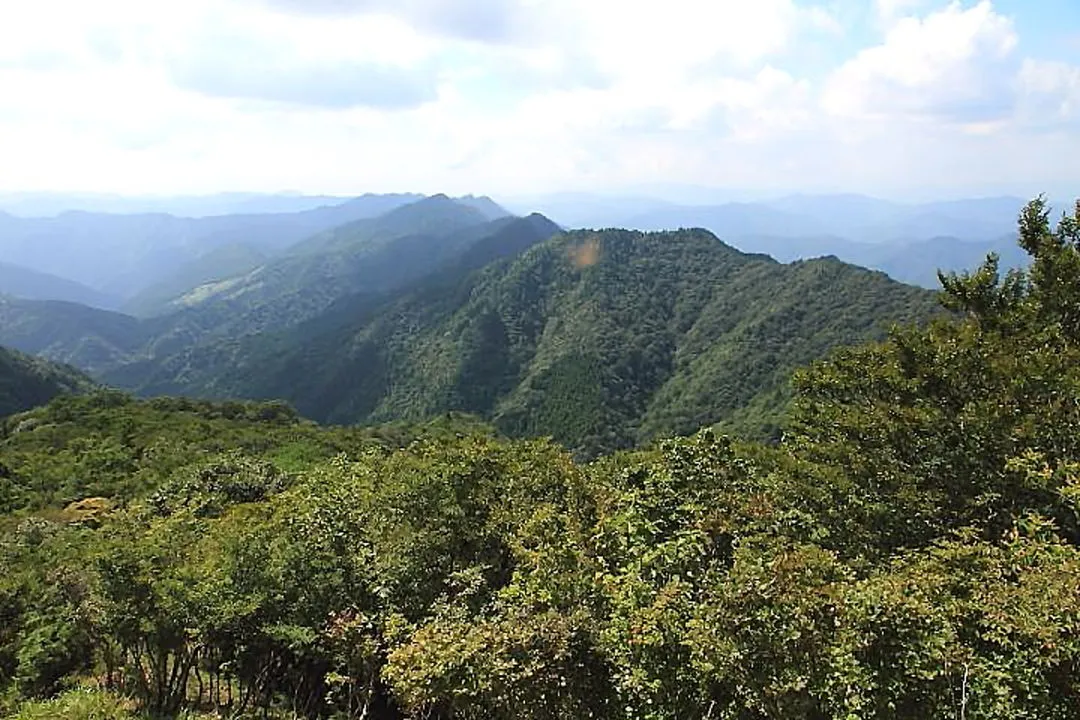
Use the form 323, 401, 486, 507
0, 0, 1076, 200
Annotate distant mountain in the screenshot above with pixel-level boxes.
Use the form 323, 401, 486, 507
454, 195, 513, 220
0, 295, 148, 372
626, 203, 828, 237
507, 191, 1047, 288
0, 194, 941, 455
0, 191, 366, 217
0, 344, 95, 417
109, 228, 938, 456
0, 261, 121, 310
729, 233, 1029, 289
500, 192, 675, 228
871, 234, 1029, 288
0, 194, 428, 298
0, 199, 562, 373
510, 191, 1044, 242
756, 194, 1032, 241
605, 195, 1035, 244
149, 195, 520, 342
123, 243, 269, 317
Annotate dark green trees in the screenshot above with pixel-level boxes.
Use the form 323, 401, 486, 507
0, 346, 94, 418
4, 197, 1080, 719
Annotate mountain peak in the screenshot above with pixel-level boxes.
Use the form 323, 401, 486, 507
454, 194, 511, 220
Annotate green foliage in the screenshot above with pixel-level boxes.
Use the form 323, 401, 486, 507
787, 196, 1080, 556
0, 392, 492, 513
152, 228, 936, 458
5, 688, 137, 720
2, 197, 1080, 720
0, 346, 95, 418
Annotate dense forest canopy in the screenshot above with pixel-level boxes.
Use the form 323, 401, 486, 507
121, 226, 936, 456
0, 346, 94, 418
0, 197, 938, 455
2, 197, 1080, 719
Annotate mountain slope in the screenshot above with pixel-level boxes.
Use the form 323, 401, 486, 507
0, 193, 426, 298
0, 203, 562, 378
0, 295, 148, 372
0, 261, 121, 309
730, 233, 1029, 288
103, 213, 566, 393
118, 228, 938, 456
122, 242, 269, 317
147, 196, 527, 345
0, 345, 96, 416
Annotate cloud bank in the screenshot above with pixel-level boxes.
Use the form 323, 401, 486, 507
0, 0, 1076, 199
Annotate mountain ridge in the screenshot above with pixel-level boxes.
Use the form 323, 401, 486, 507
0, 195, 939, 456
0, 261, 122, 310
108, 226, 938, 455
0, 344, 96, 417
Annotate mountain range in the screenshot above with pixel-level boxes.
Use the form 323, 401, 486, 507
501, 191, 1055, 287
0, 193, 488, 304
0, 190, 1048, 316
0, 190, 361, 218
0, 261, 121, 310
0, 195, 940, 455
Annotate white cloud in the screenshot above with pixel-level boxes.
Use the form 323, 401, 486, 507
1018, 59, 1080, 127
874, 0, 928, 23
0, 0, 1076, 199
255, 0, 536, 44
823, 1, 1018, 123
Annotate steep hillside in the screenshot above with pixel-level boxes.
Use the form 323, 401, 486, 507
0, 296, 148, 372
119, 228, 938, 455
122, 242, 269, 317
0, 345, 95, 416
0, 261, 121, 310
140, 197, 547, 347
0, 202, 561, 374
0, 193, 467, 298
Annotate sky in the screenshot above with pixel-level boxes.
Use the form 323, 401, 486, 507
0, 0, 1077, 201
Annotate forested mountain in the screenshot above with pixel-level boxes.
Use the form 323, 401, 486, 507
0, 345, 94, 416
0, 194, 496, 301
109, 196, 526, 337
0, 192, 937, 453
124, 202, 561, 355
730, 232, 1029, 288
513, 192, 1045, 288
0, 296, 147, 372
0, 198, 549, 368
111, 227, 937, 455
2, 198, 1079, 720
0, 192, 933, 455
122, 243, 269, 317
0, 262, 121, 310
